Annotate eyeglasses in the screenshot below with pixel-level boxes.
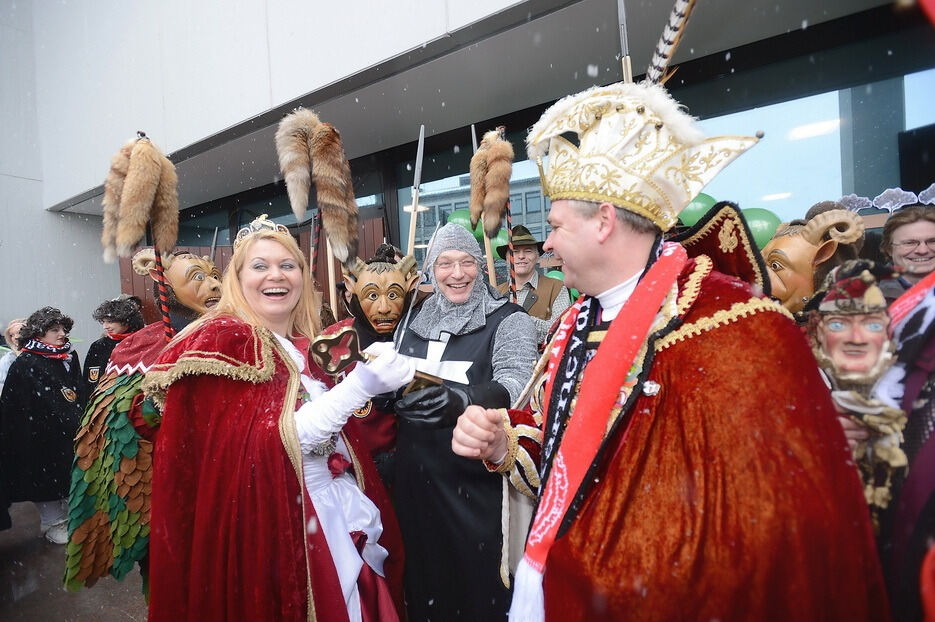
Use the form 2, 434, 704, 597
892, 238, 935, 250
434, 258, 478, 273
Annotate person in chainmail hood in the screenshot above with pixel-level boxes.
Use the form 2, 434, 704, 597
393, 222, 536, 621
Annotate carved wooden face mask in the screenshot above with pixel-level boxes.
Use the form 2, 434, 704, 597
807, 262, 895, 386
164, 254, 222, 315
762, 210, 864, 314
816, 312, 890, 377
347, 263, 418, 334
762, 235, 836, 314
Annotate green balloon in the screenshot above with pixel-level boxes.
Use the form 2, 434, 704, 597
446, 209, 483, 241
679, 193, 717, 227
742, 208, 782, 249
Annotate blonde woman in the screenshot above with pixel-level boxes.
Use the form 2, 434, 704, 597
0, 318, 25, 394
143, 216, 413, 622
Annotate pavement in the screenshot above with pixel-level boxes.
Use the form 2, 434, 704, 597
0, 502, 148, 621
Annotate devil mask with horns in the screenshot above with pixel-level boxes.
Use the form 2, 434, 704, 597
344, 244, 419, 338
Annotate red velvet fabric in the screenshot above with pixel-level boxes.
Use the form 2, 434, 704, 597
531, 267, 890, 621
146, 317, 404, 621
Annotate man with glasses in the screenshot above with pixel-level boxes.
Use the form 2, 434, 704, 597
392, 222, 536, 622
881, 204, 935, 303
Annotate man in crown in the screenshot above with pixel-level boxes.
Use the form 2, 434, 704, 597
452, 81, 889, 620
65, 248, 221, 591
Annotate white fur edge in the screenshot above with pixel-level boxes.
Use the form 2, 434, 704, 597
526, 82, 704, 159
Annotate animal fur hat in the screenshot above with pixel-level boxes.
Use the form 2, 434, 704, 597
92, 296, 145, 332
275, 108, 359, 267
20, 306, 74, 344
469, 127, 514, 238
100, 133, 179, 262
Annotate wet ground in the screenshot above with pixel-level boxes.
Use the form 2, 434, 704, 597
0, 502, 148, 621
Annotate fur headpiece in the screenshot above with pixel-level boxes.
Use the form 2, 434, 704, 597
807, 260, 895, 316
469, 127, 514, 237
20, 306, 74, 344
275, 108, 359, 266
100, 133, 179, 262
92, 296, 145, 332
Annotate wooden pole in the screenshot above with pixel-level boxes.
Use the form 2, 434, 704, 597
483, 235, 497, 287
622, 55, 633, 83
326, 238, 337, 312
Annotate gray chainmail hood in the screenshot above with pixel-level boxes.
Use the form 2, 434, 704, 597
408, 223, 509, 340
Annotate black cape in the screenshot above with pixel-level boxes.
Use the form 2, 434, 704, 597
0, 351, 84, 506
83, 335, 119, 390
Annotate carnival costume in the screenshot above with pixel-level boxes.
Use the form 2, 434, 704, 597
322, 246, 419, 481
496, 225, 571, 344
0, 311, 83, 514
805, 261, 906, 527
496, 75, 890, 621
84, 296, 144, 388
393, 223, 538, 621
138, 214, 410, 622
65, 250, 220, 590
875, 269, 935, 620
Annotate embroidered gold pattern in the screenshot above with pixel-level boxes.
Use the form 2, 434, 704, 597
142, 324, 276, 409
676, 255, 712, 315
678, 207, 766, 290
718, 218, 739, 253
527, 83, 758, 231
485, 408, 520, 475
655, 297, 794, 352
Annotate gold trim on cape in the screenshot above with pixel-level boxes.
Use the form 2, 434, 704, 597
654, 297, 793, 352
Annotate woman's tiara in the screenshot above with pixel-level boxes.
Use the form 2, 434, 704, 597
234, 214, 291, 250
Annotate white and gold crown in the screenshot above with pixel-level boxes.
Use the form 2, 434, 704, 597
234, 214, 291, 250
526, 82, 759, 231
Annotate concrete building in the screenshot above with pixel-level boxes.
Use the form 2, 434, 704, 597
2, 0, 934, 356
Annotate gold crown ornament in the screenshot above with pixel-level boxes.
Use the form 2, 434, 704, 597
234, 214, 291, 250
526, 82, 759, 232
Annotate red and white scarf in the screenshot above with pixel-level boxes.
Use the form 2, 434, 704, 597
510, 242, 687, 621
21, 338, 72, 360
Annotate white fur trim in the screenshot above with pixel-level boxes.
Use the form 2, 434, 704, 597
526, 81, 704, 160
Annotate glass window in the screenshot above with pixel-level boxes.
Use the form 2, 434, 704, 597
176, 205, 230, 247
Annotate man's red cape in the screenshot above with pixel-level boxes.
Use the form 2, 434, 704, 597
143, 316, 404, 621
520, 259, 890, 621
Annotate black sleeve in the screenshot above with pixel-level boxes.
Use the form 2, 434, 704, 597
70, 351, 87, 408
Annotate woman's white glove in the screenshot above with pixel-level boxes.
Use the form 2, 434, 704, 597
349, 342, 416, 396
294, 342, 415, 452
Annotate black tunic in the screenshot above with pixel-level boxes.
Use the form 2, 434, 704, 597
83, 335, 119, 389
0, 351, 83, 502
394, 303, 519, 621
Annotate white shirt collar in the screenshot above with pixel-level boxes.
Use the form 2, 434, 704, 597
596, 270, 644, 322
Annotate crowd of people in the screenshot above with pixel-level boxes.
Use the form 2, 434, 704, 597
2, 81, 935, 622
